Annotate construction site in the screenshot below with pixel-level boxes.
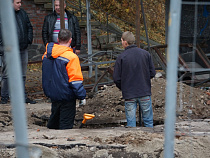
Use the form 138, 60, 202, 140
0, 0, 210, 157
0, 66, 209, 157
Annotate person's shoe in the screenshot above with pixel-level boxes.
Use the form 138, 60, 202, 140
25, 98, 36, 104
1, 97, 8, 104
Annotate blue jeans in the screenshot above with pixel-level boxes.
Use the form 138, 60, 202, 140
124, 96, 153, 127
1, 49, 28, 99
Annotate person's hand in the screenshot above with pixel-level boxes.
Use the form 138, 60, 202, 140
79, 99, 86, 106
75, 50, 80, 55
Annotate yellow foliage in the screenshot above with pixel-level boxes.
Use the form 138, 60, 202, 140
76, 0, 166, 44
125, 9, 129, 13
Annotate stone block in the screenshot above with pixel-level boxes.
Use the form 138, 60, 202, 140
44, 3, 53, 10
92, 39, 99, 47
204, 119, 210, 122
79, 21, 101, 28
28, 44, 45, 61
34, 0, 51, 4
97, 34, 118, 45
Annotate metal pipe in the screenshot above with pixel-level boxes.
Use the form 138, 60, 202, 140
60, 0, 65, 29
86, 0, 93, 77
164, 0, 182, 158
52, 0, 54, 12
182, 2, 210, 5
95, 64, 98, 91
135, 0, 140, 48
106, 12, 109, 44
153, 47, 167, 66
141, 0, 151, 53
79, 0, 82, 19
165, 0, 170, 44
0, 0, 29, 157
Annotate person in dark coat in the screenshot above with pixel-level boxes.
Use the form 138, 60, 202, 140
0, 0, 36, 104
42, 0, 81, 55
113, 31, 156, 127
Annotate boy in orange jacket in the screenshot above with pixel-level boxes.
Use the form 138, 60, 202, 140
42, 29, 86, 129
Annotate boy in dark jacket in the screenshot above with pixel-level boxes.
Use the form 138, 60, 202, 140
42, 29, 86, 129
113, 31, 156, 127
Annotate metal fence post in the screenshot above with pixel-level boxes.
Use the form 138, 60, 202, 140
106, 12, 109, 44
86, 0, 93, 78
0, 0, 29, 157
164, 0, 182, 158
79, 0, 82, 19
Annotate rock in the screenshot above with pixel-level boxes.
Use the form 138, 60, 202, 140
93, 149, 109, 158
42, 134, 55, 140
89, 146, 96, 152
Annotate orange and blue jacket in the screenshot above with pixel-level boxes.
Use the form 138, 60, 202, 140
42, 42, 86, 101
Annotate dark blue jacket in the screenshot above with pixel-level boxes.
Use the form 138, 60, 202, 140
42, 43, 86, 101
113, 45, 156, 99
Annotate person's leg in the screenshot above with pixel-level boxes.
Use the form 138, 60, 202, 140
124, 99, 137, 127
47, 101, 61, 129
20, 50, 36, 104
20, 49, 28, 98
1, 55, 9, 104
138, 96, 153, 127
59, 99, 76, 129
20, 50, 28, 92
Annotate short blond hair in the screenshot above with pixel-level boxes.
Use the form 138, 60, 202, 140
121, 31, 135, 45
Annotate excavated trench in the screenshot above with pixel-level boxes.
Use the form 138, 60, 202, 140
3, 112, 164, 157
31, 113, 164, 129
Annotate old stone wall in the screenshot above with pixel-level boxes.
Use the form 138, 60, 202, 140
21, 0, 51, 61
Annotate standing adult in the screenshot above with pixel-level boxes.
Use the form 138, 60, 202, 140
42, 29, 86, 129
42, 0, 81, 55
0, 19, 2, 55
0, 0, 36, 104
113, 31, 156, 127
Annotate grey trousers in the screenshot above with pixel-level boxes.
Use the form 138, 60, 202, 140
1, 49, 28, 99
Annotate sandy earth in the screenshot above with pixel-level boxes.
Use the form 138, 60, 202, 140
0, 66, 209, 157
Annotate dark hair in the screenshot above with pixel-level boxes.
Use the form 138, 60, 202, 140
58, 29, 72, 43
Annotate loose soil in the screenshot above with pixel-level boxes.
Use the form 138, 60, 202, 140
0, 64, 209, 157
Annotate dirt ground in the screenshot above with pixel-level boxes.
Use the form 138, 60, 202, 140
0, 64, 210, 157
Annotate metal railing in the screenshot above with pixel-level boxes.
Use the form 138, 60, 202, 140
79, 50, 122, 91
66, 0, 159, 45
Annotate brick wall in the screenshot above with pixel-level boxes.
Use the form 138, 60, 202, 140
20, 0, 94, 60
21, 0, 52, 45
21, 0, 89, 46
